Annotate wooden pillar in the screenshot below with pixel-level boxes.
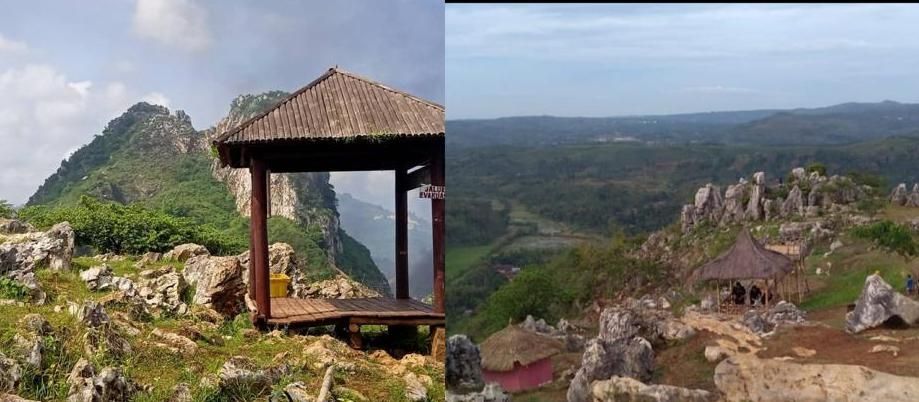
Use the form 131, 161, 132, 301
395, 167, 409, 299
250, 157, 271, 322
431, 140, 446, 314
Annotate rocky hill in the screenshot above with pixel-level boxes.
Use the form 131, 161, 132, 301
26, 94, 390, 295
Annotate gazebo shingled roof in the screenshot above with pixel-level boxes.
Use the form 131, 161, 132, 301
694, 229, 795, 281
215, 67, 443, 144
480, 325, 564, 372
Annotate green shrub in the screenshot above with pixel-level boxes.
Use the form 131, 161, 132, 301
0, 277, 29, 300
852, 220, 918, 257
0, 199, 13, 219
19, 196, 243, 255
806, 162, 827, 176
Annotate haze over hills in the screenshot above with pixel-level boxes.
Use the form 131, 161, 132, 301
337, 193, 434, 298
447, 100, 919, 148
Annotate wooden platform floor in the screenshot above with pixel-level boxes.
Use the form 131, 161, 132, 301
265, 297, 445, 327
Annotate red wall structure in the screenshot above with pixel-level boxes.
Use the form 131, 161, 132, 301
482, 358, 554, 392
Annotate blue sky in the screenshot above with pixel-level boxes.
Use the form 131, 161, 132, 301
447, 3, 919, 119
0, 0, 443, 208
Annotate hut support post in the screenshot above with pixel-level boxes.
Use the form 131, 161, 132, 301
395, 167, 409, 299
250, 157, 271, 323
431, 142, 446, 315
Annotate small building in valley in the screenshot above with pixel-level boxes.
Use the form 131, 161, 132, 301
479, 325, 563, 392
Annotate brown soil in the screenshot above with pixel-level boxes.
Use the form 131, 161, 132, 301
653, 330, 720, 392
758, 323, 919, 378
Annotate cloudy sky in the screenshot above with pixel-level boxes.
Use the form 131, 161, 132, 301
447, 3, 919, 119
0, 0, 443, 210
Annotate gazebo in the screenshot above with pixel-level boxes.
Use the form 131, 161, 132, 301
213, 67, 445, 348
694, 229, 799, 311
479, 325, 563, 393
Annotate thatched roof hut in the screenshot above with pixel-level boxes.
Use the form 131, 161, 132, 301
479, 325, 563, 372
694, 229, 795, 281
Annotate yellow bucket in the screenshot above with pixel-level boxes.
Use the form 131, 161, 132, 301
269, 273, 290, 298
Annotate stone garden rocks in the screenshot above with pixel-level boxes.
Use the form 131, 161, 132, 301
592, 376, 715, 402
163, 243, 209, 262
183, 256, 246, 317
846, 274, 919, 333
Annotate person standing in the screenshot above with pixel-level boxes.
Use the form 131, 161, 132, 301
907, 274, 916, 296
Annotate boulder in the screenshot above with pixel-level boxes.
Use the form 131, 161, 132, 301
846, 274, 919, 333
592, 376, 715, 402
0, 353, 20, 393
137, 267, 188, 314
693, 184, 724, 224
0, 222, 75, 303
446, 383, 510, 402
680, 205, 695, 232
907, 184, 919, 208
167, 383, 192, 402
791, 167, 806, 182
183, 256, 246, 317
80, 265, 114, 291
743, 301, 807, 335
218, 356, 272, 396
279, 381, 313, 402
66, 359, 135, 402
714, 354, 919, 402
163, 243, 209, 262
780, 185, 803, 218
762, 198, 776, 221
567, 336, 654, 402
745, 172, 765, 221
704, 346, 729, 363
0, 394, 38, 402
891, 183, 909, 206
19, 314, 52, 336
598, 305, 693, 346
304, 275, 380, 299
404, 372, 432, 402
134, 252, 162, 269
0, 219, 34, 235
151, 329, 198, 356
237, 243, 310, 297
721, 183, 746, 224
70, 301, 110, 328
445, 335, 484, 394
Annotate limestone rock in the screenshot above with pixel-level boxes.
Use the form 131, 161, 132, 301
0, 219, 33, 235
80, 264, 113, 291
721, 183, 746, 224
304, 275, 380, 299
167, 383, 192, 402
780, 185, 804, 217
870, 344, 900, 357
163, 243, 209, 262
218, 356, 272, 395
907, 184, 919, 207
136, 267, 187, 314
792, 346, 816, 358
66, 359, 135, 402
0, 394, 38, 402
714, 355, 919, 402
846, 274, 919, 333
134, 252, 162, 269
791, 167, 806, 182
183, 256, 246, 317
704, 346, 729, 363
0, 222, 75, 303
567, 336, 654, 402
592, 376, 715, 402
0, 353, 21, 393
237, 243, 310, 297
745, 172, 765, 221
19, 314, 52, 336
70, 301, 110, 327
445, 335, 484, 394
743, 301, 807, 335
404, 372, 432, 402
279, 381, 313, 402
891, 183, 909, 206
151, 329, 198, 356
446, 383, 510, 402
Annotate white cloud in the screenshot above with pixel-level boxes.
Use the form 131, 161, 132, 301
133, 0, 212, 52
141, 91, 171, 108
0, 64, 137, 205
0, 33, 27, 53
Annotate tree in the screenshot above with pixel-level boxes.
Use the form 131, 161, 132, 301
806, 162, 827, 177
0, 200, 13, 219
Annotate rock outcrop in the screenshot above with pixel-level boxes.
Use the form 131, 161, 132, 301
715, 355, 919, 402
592, 376, 715, 402
66, 359, 136, 402
445, 335, 484, 394
163, 243, 209, 262
0, 222, 75, 303
846, 274, 919, 333
741, 301, 807, 335
183, 256, 246, 317
567, 337, 654, 402
237, 243, 310, 297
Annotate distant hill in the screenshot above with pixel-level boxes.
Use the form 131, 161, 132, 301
337, 193, 433, 298
447, 101, 919, 148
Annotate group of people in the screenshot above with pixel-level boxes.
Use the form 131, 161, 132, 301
730, 281, 774, 305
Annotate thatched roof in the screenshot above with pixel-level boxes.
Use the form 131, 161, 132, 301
479, 325, 563, 372
694, 229, 795, 281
